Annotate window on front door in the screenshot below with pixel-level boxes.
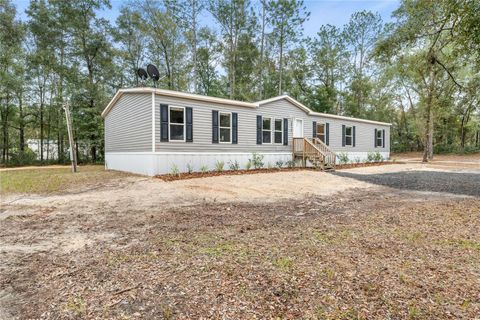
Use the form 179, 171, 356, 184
316, 123, 325, 143
345, 126, 353, 146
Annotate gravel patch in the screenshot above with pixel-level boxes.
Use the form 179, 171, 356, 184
332, 170, 480, 197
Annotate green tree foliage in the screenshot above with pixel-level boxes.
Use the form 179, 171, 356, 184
0, 0, 478, 166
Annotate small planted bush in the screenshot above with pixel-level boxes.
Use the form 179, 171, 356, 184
215, 160, 225, 172
366, 152, 376, 163
337, 152, 349, 165
200, 165, 209, 173
374, 151, 384, 162
354, 157, 361, 164
245, 160, 252, 170
170, 164, 180, 176
275, 160, 284, 169
186, 162, 194, 174
250, 152, 264, 169
228, 160, 240, 170
286, 160, 296, 168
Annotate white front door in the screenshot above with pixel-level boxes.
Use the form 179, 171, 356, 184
293, 118, 304, 138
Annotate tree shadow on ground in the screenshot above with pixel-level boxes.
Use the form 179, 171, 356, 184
332, 170, 480, 197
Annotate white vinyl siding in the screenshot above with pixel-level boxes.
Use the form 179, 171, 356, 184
105, 93, 151, 152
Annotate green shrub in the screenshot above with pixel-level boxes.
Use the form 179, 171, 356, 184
215, 160, 225, 172
354, 157, 361, 164
8, 148, 37, 166
366, 152, 376, 163
200, 165, 209, 173
228, 160, 240, 170
245, 161, 252, 170
286, 160, 296, 168
170, 164, 180, 176
250, 152, 264, 169
337, 152, 349, 165
186, 162, 194, 174
374, 151, 384, 162
275, 160, 284, 169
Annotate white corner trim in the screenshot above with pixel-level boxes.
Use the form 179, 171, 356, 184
151, 92, 155, 152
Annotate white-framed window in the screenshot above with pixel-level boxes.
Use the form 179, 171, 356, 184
262, 117, 272, 143
345, 126, 353, 146
219, 112, 232, 143
316, 123, 325, 143
169, 106, 185, 141
274, 119, 283, 144
376, 129, 383, 147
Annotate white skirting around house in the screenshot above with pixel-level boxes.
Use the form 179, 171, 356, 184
105, 152, 294, 176
105, 151, 390, 176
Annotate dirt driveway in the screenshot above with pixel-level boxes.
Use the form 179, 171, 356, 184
1, 161, 479, 319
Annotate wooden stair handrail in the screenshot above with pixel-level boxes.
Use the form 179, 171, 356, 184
313, 138, 336, 167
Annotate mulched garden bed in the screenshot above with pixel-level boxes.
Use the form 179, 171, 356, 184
335, 160, 404, 170
156, 161, 400, 181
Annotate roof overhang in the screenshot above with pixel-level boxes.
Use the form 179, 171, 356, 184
102, 88, 392, 126
101, 87, 258, 118
256, 96, 392, 126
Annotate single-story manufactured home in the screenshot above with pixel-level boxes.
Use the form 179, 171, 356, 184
102, 88, 391, 176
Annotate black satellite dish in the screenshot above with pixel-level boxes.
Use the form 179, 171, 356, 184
147, 64, 160, 81
137, 68, 148, 81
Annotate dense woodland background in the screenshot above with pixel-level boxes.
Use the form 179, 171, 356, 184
0, 0, 479, 165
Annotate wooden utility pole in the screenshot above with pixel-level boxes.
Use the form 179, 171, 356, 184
63, 104, 77, 173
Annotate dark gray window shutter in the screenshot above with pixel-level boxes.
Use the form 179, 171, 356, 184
256, 115, 262, 145
374, 129, 378, 147
312, 121, 317, 139
353, 126, 356, 147
283, 118, 288, 145
326, 123, 330, 145
382, 129, 385, 148
342, 125, 346, 147
160, 104, 169, 142
232, 112, 238, 144
212, 110, 219, 143
186, 107, 193, 142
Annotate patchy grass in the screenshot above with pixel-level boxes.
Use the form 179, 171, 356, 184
1, 188, 479, 319
0, 165, 131, 194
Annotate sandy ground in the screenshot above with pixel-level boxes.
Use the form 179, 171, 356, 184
1, 161, 479, 319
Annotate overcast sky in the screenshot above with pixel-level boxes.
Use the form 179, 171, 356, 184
13, 0, 399, 37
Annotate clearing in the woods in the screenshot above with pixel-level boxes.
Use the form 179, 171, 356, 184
0, 153, 479, 319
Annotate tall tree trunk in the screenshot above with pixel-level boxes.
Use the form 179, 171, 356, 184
18, 93, 25, 153
259, 0, 266, 99
40, 101, 44, 162
422, 55, 436, 163
278, 28, 284, 96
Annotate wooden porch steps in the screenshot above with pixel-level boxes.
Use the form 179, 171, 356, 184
292, 137, 336, 171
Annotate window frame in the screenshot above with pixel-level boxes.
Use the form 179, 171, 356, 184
376, 129, 383, 147
262, 117, 272, 144
273, 118, 283, 144
316, 123, 326, 143
168, 105, 186, 142
218, 111, 232, 144
345, 125, 353, 146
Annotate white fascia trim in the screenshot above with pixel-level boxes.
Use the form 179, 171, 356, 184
102, 88, 392, 127
257, 95, 392, 127
102, 87, 258, 118
105, 151, 292, 155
